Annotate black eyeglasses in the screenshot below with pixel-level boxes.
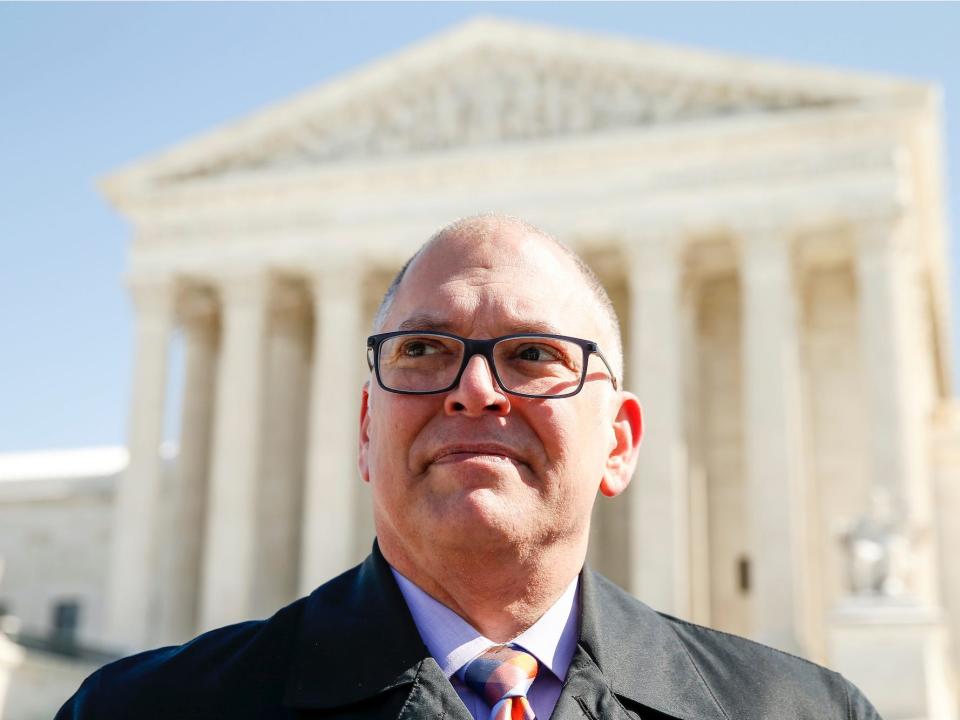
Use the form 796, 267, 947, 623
366, 331, 617, 399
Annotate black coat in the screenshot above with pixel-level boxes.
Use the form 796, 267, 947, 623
57, 543, 881, 719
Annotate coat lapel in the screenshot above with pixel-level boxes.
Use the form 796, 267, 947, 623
552, 568, 728, 720
282, 543, 470, 719
397, 657, 473, 720
550, 645, 639, 720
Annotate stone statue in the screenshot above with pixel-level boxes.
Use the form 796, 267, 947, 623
840, 487, 910, 598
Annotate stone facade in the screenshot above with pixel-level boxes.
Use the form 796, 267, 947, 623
2, 18, 959, 720
0, 448, 122, 649
0, 449, 123, 719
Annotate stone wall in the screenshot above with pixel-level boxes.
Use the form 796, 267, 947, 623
0, 477, 114, 648
933, 403, 960, 700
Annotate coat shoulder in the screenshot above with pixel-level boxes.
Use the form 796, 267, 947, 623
55, 561, 375, 720
57, 597, 308, 719
659, 612, 880, 719
56, 553, 418, 719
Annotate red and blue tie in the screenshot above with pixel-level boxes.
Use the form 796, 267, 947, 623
459, 644, 539, 720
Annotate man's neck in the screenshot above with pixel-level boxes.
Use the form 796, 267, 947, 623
378, 533, 586, 642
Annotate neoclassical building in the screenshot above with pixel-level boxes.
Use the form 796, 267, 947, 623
7, 18, 958, 719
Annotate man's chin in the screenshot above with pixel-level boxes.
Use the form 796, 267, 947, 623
428, 487, 532, 544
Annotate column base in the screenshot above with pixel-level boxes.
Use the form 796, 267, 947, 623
828, 597, 958, 720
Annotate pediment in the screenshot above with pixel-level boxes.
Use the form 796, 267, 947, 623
105, 17, 926, 191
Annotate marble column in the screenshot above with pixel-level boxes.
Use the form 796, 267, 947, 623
106, 276, 175, 650
252, 279, 311, 617
855, 215, 937, 603
299, 266, 364, 594
199, 273, 270, 631
683, 274, 712, 628
740, 225, 810, 656
627, 237, 691, 618
160, 286, 219, 643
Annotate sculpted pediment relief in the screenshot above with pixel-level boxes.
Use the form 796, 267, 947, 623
111, 19, 917, 189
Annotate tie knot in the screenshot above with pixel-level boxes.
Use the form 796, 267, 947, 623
460, 644, 539, 708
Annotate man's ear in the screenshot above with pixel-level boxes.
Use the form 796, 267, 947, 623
358, 381, 372, 483
599, 391, 643, 498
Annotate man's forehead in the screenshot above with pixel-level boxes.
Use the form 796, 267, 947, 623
395, 313, 563, 336
413, 227, 566, 277
387, 233, 585, 329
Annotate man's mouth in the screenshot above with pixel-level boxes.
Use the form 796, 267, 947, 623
430, 444, 525, 466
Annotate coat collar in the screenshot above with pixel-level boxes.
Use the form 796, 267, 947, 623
283, 542, 429, 709
577, 568, 727, 720
284, 542, 726, 719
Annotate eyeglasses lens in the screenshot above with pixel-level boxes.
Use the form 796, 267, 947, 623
376, 334, 584, 397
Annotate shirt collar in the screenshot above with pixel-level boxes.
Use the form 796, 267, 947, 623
390, 566, 579, 681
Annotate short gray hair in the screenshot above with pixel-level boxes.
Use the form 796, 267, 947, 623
373, 214, 623, 386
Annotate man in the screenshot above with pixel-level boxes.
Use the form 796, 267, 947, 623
58, 215, 880, 719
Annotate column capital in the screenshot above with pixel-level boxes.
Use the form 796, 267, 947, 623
125, 274, 178, 315
307, 263, 364, 312
731, 216, 794, 253
852, 210, 911, 257
214, 269, 273, 307
735, 221, 801, 292
625, 231, 685, 283
176, 284, 219, 329
307, 259, 363, 285
625, 225, 686, 251
268, 276, 311, 316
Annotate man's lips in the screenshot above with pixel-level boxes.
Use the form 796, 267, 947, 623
429, 444, 527, 466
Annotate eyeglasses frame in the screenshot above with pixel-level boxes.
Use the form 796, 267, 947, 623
366, 330, 618, 399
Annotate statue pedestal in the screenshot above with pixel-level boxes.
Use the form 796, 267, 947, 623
828, 598, 957, 720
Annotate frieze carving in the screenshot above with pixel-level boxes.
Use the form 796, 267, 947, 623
160, 47, 851, 184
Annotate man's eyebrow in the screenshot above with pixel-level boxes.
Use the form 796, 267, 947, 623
397, 315, 453, 332
395, 315, 563, 335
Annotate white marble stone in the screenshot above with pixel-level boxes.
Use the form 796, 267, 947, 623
105, 278, 175, 650
856, 216, 941, 606
252, 279, 311, 617
199, 274, 271, 631
0, 449, 120, 649
626, 237, 690, 617
932, 403, 960, 707
299, 266, 366, 593
159, 287, 219, 643
694, 273, 751, 637
740, 224, 812, 656
829, 599, 958, 720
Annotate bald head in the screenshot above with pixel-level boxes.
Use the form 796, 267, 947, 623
374, 214, 623, 385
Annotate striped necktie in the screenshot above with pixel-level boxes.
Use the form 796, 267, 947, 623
459, 644, 539, 720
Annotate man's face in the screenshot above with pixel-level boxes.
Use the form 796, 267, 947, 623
359, 228, 639, 562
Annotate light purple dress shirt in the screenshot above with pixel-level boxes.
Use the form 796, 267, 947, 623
391, 567, 580, 720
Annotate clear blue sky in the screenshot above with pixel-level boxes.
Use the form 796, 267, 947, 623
1, 2, 958, 452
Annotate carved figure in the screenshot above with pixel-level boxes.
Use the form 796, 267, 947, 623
841, 487, 909, 597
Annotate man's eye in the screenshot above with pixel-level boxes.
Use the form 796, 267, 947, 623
399, 340, 445, 357
516, 345, 561, 362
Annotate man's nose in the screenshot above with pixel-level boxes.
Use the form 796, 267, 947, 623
444, 354, 511, 417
